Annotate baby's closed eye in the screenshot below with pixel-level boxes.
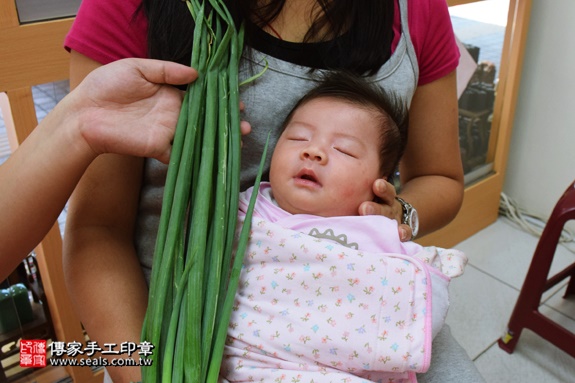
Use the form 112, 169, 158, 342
334, 146, 358, 158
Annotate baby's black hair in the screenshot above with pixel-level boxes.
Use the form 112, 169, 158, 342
282, 72, 409, 180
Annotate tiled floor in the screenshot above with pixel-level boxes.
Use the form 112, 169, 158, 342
447, 217, 575, 382
0, 81, 70, 165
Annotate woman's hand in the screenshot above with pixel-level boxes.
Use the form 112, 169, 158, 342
74, 58, 251, 160
358, 178, 413, 242
71, 58, 198, 163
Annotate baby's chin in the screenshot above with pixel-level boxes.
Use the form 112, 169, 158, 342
272, 190, 361, 217
281, 203, 359, 217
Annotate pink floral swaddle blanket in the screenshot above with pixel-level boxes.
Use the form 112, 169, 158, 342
220, 184, 467, 383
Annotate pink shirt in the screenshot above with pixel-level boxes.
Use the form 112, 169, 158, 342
65, 0, 459, 85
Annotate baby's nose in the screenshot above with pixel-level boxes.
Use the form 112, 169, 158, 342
301, 145, 327, 164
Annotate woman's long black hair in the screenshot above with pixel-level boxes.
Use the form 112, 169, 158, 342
141, 1, 394, 76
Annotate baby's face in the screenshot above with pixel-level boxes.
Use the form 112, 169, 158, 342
270, 97, 382, 217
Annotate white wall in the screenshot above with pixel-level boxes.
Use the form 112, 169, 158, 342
503, 0, 575, 219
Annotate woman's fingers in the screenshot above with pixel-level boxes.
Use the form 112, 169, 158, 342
359, 178, 412, 242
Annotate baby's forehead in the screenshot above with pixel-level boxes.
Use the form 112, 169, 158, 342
293, 96, 378, 118
304, 96, 385, 119
279, 96, 387, 142
302, 95, 363, 107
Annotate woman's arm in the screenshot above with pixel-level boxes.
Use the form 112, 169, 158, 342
360, 70, 464, 239
397, 70, 464, 236
0, 57, 196, 280
62, 53, 158, 383
63, 148, 146, 383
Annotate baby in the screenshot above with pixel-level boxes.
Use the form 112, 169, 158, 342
221, 72, 467, 383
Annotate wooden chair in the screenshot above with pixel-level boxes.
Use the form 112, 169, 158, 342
0, 1, 102, 381
498, 180, 575, 358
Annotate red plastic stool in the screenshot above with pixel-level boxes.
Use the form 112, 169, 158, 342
498, 180, 575, 358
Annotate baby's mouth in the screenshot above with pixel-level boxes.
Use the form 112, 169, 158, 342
295, 169, 321, 186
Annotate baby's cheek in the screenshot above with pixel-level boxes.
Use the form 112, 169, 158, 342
339, 180, 374, 204
333, 167, 377, 209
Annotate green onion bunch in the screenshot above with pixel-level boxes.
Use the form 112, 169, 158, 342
141, 1, 267, 381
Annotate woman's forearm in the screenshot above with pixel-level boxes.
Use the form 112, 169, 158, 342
0, 96, 96, 276
63, 226, 148, 383
398, 71, 464, 237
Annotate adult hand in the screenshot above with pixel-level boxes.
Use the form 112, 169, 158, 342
71, 58, 198, 163
358, 178, 413, 242
239, 101, 252, 144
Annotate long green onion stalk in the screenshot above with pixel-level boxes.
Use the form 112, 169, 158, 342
141, 1, 266, 381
